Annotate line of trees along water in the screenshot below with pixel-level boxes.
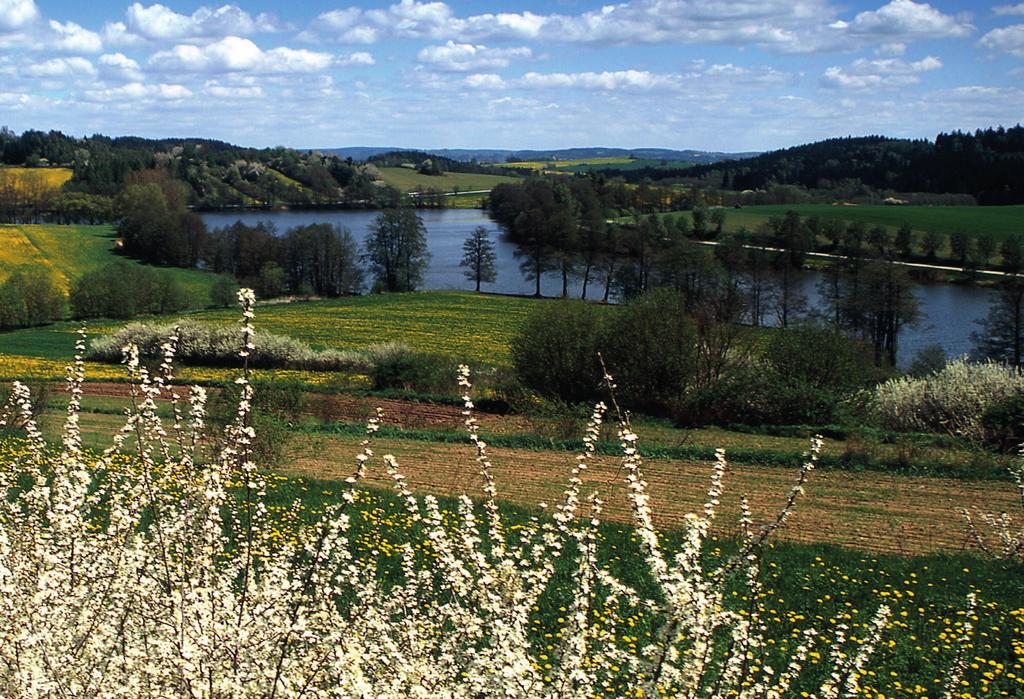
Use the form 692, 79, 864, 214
195, 207, 996, 368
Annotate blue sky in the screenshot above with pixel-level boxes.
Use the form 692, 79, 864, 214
0, 0, 1021, 150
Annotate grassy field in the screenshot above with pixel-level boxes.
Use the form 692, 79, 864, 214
682, 204, 1024, 240
0, 224, 222, 302
0, 291, 540, 368
0, 166, 73, 190
377, 167, 519, 194
501, 156, 637, 170
498, 157, 686, 175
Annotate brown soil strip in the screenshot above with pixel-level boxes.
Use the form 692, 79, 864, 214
284, 434, 1016, 557
69, 382, 1017, 556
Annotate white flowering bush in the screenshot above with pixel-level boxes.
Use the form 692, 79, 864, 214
89, 319, 374, 372
873, 357, 1024, 441
0, 289, 970, 697
963, 461, 1024, 561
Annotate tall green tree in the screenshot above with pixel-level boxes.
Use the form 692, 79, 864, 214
972, 276, 1024, 369
459, 226, 497, 292
363, 208, 430, 292
921, 229, 943, 261
894, 223, 914, 259
1, 267, 65, 325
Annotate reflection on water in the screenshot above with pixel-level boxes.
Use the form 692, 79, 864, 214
200, 209, 994, 367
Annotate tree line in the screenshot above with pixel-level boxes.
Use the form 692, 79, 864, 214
677, 127, 1024, 204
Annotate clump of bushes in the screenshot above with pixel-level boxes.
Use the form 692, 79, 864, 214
367, 343, 459, 393
675, 324, 882, 426
873, 357, 1024, 442
89, 319, 372, 372
0, 267, 66, 329
69, 261, 190, 319
510, 291, 879, 425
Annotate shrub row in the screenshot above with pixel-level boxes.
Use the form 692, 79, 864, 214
89, 319, 373, 372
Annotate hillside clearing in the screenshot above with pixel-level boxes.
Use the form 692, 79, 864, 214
0, 224, 223, 304
377, 166, 519, 194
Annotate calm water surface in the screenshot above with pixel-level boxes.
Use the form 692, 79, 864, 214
200, 208, 994, 366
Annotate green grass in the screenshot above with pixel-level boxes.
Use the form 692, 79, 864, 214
676, 204, 1024, 240
377, 167, 520, 194
0, 224, 221, 305
228, 473, 1024, 696
2, 425, 1021, 694
0, 292, 543, 366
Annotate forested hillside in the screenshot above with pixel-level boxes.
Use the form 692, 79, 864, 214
0, 128, 399, 209
682, 126, 1024, 203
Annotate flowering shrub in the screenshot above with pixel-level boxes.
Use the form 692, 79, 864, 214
0, 289, 972, 697
963, 461, 1024, 561
873, 357, 1024, 441
89, 318, 375, 372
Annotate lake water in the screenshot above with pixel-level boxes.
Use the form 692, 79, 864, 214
201, 208, 995, 366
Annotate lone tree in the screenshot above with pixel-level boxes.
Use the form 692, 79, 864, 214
972, 276, 1024, 369
459, 226, 497, 292
363, 208, 430, 292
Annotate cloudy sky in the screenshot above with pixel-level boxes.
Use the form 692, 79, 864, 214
0, 0, 1021, 151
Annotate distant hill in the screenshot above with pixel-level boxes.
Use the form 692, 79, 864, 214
683, 127, 1024, 204
313, 146, 758, 164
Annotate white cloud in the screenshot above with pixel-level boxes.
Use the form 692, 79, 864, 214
98, 52, 143, 82
82, 81, 192, 102
821, 55, 942, 89
0, 0, 37, 33
830, 0, 973, 40
979, 24, 1024, 57
0, 91, 29, 106
149, 36, 336, 74
517, 70, 679, 91
463, 73, 505, 89
363, 0, 455, 39
309, 0, 836, 51
24, 56, 96, 79
204, 81, 262, 98
337, 51, 375, 66
102, 22, 145, 48
417, 41, 530, 71
875, 42, 906, 56
124, 3, 279, 42
994, 4, 1024, 16
48, 20, 103, 53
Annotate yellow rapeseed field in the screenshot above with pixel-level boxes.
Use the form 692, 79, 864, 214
0, 224, 117, 290
0, 166, 73, 191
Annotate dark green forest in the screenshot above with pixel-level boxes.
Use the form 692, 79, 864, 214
610, 127, 1024, 204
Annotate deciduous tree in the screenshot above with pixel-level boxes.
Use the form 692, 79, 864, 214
459, 226, 497, 292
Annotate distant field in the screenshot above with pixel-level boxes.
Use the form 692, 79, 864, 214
497, 156, 688, 175
0, 291, 544, 369
501, 156, 636, 170
0, 224, 221, 304
377, 167, 519, 194
0, 166, 73, 190
688, 204, 1024, 240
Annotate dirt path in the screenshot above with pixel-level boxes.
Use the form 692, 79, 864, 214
284, 433, 1016, 557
